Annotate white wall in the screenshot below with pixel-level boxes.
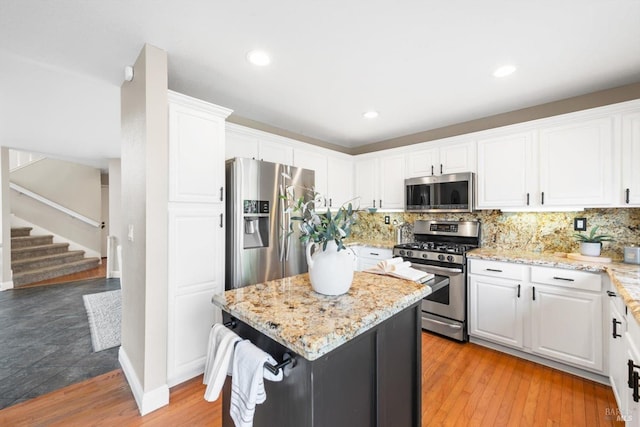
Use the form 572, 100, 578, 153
0, 148, 12, 290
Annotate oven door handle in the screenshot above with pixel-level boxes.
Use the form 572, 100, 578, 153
413, 264, 463, 274
426, 317, 462, 329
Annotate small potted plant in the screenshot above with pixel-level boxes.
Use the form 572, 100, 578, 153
573, 226, 614, 257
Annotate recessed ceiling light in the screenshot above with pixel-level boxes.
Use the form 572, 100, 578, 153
493, 65, 517, 78
363, 111, 379, 119
246, 50, 271, 66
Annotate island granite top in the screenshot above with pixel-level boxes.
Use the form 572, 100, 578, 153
212, 271, 431, 361
468, 248, 640, 324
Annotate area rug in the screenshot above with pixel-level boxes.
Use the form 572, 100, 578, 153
83, 289, 121, 352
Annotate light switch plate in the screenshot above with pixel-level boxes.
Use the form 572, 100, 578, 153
574, 217, 587, 231
384, 216, 390, 224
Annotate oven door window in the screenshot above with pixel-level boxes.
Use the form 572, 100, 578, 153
425, 279, 449, 305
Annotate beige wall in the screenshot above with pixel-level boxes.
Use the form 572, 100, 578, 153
0, 148, 11, 289
10, 157, 102, 255
120, 43, 169, 410
108, 159, 122, 262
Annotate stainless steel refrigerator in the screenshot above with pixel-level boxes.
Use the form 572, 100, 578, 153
225, 158, 315, 290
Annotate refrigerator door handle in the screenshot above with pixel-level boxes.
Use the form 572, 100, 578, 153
279, 184, 286, 262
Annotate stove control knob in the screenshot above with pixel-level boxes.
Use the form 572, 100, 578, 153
422, 253, 428, 258
438, 254, 445, 261
447, 255, 454, 262
407, 251, 413, 257
399, 250, 405, 256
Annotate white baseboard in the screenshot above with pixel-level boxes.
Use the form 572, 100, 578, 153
0, 280, 14, 291
118, 347, 170, 416
167, 362, 205, 388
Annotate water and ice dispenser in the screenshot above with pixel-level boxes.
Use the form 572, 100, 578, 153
243, 200, 270, 249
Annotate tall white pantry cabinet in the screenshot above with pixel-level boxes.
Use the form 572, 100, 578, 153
166, 91, 232, 387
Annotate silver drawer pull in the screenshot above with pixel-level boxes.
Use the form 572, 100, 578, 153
486, 268, 503, 272
553, 276, 574, 282
369, 252, 379, 256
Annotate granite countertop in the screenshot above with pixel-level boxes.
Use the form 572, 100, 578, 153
345, 239, 396, 249
468, 248, 640, 324
212, 272, 431, 361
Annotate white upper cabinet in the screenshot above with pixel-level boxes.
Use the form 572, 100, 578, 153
225, 124, 293, 165
354, 157, 378, 209
538, 117, 613, 207
379, 154, 406, 209
406, 141, 475, 178
622, 110, 640, 206
476, 113, 616, 210
476, 131, 536, 209
327, 154, 354, 209
168, 92, 231, 204
354, 153, 404, 210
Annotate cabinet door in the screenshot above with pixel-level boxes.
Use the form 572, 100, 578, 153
169, 101, 226, 203
354, 157, 379, 209
294, 149, 328, 207
226, 127, 259, 160
258, 139, 294, 165
539, 117, 613, 207
440, 142, 476, 174
609, 298, 628, 417
476, 132, 534, 209
379, 154, 405, 209
530, 284, 603, 372
622, 111, 640, 205
406, 148, 438, 178
327, 155, 354, 209
167, 204, 224, 386
468, 275, 524, 349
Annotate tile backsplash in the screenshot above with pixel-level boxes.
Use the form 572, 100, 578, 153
351, 208, 640, 259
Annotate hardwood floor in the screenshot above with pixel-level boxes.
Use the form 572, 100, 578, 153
0, 332, 624, 426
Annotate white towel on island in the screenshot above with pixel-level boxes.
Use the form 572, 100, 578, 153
203, 324, 242, 402
230, 340, 283, 427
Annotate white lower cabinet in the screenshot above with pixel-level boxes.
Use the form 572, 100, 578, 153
468, 259, 604, 375
469, 275, 524, 349
353, 246, 392, 271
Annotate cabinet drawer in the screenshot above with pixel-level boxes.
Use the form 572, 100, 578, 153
530, 266, 601, 292
469, 259, 526, 281
358, 247, 393, 261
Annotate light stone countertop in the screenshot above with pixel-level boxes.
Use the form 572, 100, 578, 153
345, 239, 396, 250
212, 272, 431, 361
468, 248, 640, 324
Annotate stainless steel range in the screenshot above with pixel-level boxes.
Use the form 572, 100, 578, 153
392, 220, 480, 342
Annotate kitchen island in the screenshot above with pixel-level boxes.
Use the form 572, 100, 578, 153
212, 271, 432, 427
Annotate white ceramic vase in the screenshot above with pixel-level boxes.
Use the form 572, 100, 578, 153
580, 242, 602, 257
305, 241, 355, 295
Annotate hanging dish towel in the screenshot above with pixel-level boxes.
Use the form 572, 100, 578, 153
230, 340, 283, 427
203, 324, 242, 401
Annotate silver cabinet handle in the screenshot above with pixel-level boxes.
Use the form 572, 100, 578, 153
219, 213, 223, 228
486, 268, 503, 273
379, 199, 382, 208
553, 276, 574, 282
219, 186, 224, 202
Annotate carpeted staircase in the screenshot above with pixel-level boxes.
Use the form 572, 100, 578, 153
11, 227, 101, 287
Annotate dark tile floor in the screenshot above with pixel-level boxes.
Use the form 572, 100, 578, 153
0, 277, 121, 409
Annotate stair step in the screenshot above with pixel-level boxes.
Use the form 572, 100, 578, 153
13, 258, 101, 287
11, 235, 54, 249
11, 227, 32, 238
11, 251, 86, 273
11, 243, 70, 261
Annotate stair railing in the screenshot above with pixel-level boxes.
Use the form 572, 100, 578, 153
9, 182, 102, 229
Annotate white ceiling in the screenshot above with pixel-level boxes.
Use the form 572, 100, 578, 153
1, 0, 639, 164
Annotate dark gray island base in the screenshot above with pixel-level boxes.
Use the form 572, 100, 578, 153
221, 301, 422, 427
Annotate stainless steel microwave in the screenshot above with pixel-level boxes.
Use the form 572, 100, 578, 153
405, 172, 474, 213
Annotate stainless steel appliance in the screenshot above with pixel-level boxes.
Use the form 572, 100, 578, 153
225, 158, 315, 290
405, 172, 474, 213
392, 220, 480, 341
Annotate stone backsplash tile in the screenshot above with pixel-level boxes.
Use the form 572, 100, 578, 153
350, 208, 640, 258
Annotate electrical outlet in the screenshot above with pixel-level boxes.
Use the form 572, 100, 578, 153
384, 216, 390, 224
574, 217, 587, 231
